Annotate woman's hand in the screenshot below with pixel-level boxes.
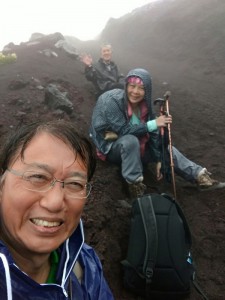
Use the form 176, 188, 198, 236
156, 115, 172, 127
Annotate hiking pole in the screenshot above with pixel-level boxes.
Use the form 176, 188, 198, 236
154, 98, 166, 180
164, 91, 177, 199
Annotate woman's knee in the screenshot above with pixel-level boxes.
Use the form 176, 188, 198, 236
121, 134, 139, 150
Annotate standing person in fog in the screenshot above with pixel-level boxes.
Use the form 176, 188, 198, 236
0, 120, 114, 299
81, 43, 125, 98
90, 68, 221, 199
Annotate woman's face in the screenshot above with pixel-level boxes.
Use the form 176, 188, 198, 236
127, 82, 145, 106
0, 132, 88, 256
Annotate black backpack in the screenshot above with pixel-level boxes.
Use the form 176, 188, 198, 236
121, 193, 208, 299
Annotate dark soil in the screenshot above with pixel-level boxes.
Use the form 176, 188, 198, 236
0, 27, 224, 300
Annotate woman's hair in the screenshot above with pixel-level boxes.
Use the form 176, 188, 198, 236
0, 120, 96, 181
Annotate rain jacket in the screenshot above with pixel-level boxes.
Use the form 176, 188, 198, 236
85, 58, 125, 96
89, 68, 161, 162
0, 220, 114, 300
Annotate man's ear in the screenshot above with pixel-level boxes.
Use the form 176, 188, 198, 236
0, 179, 3, 202
0, 173, 6, 199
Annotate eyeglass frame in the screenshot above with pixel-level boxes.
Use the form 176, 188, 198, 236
6, 168, 92, 199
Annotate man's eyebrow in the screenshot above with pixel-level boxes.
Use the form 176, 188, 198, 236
23, 162, 87, 179
23, 162, 53, 172
68, 172, 87, 180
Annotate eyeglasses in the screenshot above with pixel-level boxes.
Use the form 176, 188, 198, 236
7, 168, 92, 199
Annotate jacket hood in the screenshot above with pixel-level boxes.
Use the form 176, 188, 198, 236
125, 68, 152, 112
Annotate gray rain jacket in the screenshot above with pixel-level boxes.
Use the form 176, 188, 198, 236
89, 68, 161, 162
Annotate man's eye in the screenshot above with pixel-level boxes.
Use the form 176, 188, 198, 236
24, 172, 50, 183
65, 180, 85, 191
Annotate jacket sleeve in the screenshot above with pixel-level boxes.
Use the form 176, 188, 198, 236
84, 65, 97, 83
79, 244, 114, 300
84, 65, 111, 92
92, 91, 148, 137
103, 99, 148, 137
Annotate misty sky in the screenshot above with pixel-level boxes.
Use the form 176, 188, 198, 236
0, 0, 160, 50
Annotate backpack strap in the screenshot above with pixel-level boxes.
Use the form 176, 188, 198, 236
175, 202, 192, 248
162, 193, 192, 249
137, 195, 158, 296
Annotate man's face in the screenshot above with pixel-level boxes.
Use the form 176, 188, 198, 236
0, 132, 88, 256
101, 45, 112, 62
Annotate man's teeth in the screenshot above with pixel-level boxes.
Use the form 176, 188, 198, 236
32, 219, 61, 227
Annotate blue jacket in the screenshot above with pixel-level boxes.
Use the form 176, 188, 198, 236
90, 68, 161, 161
0, 220, 114, 300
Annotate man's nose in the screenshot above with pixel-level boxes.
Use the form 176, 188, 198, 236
40, 181, 65, 212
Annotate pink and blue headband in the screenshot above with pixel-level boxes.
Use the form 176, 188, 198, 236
127, 76, 144, 85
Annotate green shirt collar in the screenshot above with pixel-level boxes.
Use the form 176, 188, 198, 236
46, 250, 59, 284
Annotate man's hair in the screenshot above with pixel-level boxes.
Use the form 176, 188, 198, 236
101, 43, 112, 50
0, 120, 96, 181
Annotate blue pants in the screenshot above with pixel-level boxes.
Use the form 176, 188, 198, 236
107, 134, 202, 183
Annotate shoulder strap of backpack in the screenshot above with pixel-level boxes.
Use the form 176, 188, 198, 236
176, 202, 192, 248
137, 195, 158, 286
162, 193, 192, 249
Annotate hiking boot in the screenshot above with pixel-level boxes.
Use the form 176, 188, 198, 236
196, 168, 219, 189
128, 182, 146, 198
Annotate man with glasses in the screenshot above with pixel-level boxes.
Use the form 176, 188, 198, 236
0, 120, 114, 299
